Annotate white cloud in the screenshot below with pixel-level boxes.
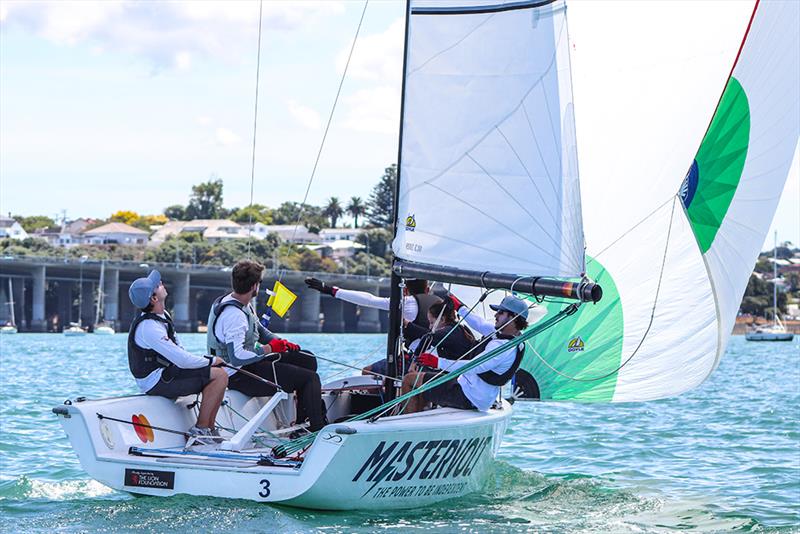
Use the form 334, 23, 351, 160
1, 0, 345, 71
341, 86, 400, 135
287, 99, 322, 131
195, 116, 212, 126
215, 127, 240, 146
338, 17, 404, 85
174, 51, 192, 70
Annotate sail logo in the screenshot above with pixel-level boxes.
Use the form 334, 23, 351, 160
567, 336, 585, 353
405, 214, 416, 232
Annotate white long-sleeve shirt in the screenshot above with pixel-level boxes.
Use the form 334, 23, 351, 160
214, 294, 262, 377
434, 308, 517, 411
134, 314, 209, 393
334, 289, 418, 322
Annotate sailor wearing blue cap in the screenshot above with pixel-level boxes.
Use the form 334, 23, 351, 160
127, 270, 228, 444
403, 294, 530, 413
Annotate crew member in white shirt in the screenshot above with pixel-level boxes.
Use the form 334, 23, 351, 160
126, 270, 228, 442
400, 295, 529, 413
304, 277, 441, 375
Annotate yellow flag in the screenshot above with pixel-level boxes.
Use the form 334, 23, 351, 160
266, 281, 297, 318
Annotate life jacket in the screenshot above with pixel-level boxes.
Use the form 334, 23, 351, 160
402, 292, 442, 343
206, 295, 260, 362
127, 312, 177, 379
415, 324, 476, 360
474, 333, 525, 387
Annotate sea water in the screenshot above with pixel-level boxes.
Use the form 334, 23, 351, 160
0, 334, 797, 533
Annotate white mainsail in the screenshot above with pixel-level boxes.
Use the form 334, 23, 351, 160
392, 0, 585, 278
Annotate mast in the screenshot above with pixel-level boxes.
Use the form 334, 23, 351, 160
384, 0, 413, 401
773, 230, 777, 327
95, 260, 105, 326
8, 279, 15, 327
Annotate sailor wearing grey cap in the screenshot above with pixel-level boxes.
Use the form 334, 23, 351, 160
127, 270, 228, 444
402, 294, 530, 413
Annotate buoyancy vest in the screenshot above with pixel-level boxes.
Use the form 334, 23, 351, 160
206, 294, 266, 362
127, 312, 177, 379
415, 324, 476, 361
402, 293, 442, 343
474, 333, 525, 387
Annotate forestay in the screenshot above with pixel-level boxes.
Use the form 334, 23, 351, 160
392, 0, 585, 279
516, 0, 799, 403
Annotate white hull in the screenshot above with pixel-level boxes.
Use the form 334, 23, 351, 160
64, 327, 87, 337
0, 326, 17, 334
53, 377, 511, 510
94, 326, 116, 335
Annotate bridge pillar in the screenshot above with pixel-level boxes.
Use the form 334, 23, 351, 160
57, 281, 73, 331
31, 266, 46, 332
0, 278, 9, 324
80, 281, 94, 328
290, 287, 321, 333
103, 268, 119, 329
321, 296, 344, 333
357, 305, 381, 333
11, 277, 25, 330
171, 272, 191, 333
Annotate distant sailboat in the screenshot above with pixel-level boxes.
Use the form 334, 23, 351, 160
0, 279, 18, 334
746, 233, 794, 342
65, 259, 88, 336
93, 261, 115, 335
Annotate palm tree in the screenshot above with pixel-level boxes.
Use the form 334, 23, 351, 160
323, 197, 344, 228
346, 196, 366, 228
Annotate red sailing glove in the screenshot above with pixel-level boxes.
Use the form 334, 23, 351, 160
268, 338, 291, 353
418, 353, 439, 368
449, 294, 465, 311
285, 340, 300, 351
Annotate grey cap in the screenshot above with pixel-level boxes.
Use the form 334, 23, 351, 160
128, 270, 161, 309
489, 295, 529, 319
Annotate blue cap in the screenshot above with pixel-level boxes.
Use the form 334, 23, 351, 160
489, 295, 529, 320
128, 270, 161, 309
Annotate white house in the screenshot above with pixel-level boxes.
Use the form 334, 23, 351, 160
150, 220, 249, 244
319, 228, 365, 243
0, 217, 29, 240
243, 224, 320, 244
83, 222, 149, 245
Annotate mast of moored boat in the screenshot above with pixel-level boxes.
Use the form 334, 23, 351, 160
8, 279, 15, 327
773, 230, 778, 327
95, 260, 105, 326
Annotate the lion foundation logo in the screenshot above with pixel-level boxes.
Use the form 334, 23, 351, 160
405, 214, 416, 232
567, 336, 585, 353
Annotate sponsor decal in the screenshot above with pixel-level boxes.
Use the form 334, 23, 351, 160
405, 214, 416, 232
567, 336, 585, 353
352, 436, 493, 499
131, 414, 155, 443
124, 468, 175, 490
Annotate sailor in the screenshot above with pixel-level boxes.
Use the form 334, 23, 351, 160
401, 295, 529, 413
413, 300, 476, 362
208, 260, 326, 432
127, 270, 228, 443
304, 277, 442, 375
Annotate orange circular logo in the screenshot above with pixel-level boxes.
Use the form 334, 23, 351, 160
131, 414, 155, 443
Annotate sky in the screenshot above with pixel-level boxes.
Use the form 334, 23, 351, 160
0, 0, 797, 250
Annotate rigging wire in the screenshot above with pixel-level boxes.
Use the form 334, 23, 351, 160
246, 0, 264, 258
277, 0, 370, 281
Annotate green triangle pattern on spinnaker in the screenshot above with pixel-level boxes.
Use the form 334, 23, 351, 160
518, 256, 623, 402
683, 76, 750, 254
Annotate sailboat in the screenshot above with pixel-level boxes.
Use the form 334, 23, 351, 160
51, 0, 798, 509
746, 233, 794, 342
93, 261, 115, 335
0, 279, 18, 334
65, 259, 89, 336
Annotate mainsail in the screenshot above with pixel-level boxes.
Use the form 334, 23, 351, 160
517, 0, 799, 402
393, 0, 585, 279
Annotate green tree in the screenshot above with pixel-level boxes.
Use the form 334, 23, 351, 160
346, 196, 366, 228
323, 197, 344, 228
367, 164, 397, 228
231, 204, 273, 225
12, 215, 57, 233
356, 227, 393, 258
347, 251, 390, 276
186, 177, 224, 220
271, 202, 326, 233
164, 204, 187, 221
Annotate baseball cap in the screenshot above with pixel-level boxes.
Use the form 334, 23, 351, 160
489, 295, 529, 319
128, 270, 162, 309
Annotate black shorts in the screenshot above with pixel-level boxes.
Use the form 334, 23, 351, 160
420, 372, 476, 410
146, 365, 212, 399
